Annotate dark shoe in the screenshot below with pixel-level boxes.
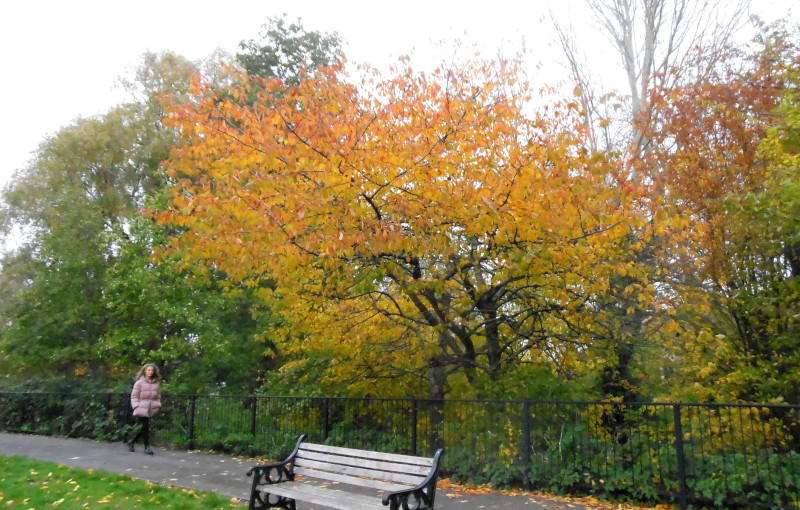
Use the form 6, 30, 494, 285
144, 446, 153, 455
126, 441, 135, 452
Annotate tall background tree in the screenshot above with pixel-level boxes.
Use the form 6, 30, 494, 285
237, 14, 343, 84
0, 16, 342, 392
641, 26, 800, 403
548, 0, 757, 404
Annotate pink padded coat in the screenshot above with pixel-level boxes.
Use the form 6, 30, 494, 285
131, 377, 162, 418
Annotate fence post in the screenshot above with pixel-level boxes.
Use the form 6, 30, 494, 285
322, 398, 330, 442
522, 400, 532, 491
411, 399, 418, 456
250, 396, 257, 437
672, 404, 688, 510
188, 395, 197, 450
124, 392, 132, 429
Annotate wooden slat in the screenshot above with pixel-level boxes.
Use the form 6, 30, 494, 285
294, 466, 411, 492
300, 443, 433, 467
296, 449, 431, 477
295, 457, 423, 486
261, 481, 377, 510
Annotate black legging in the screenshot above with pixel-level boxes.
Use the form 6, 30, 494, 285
130, 416, 150, 447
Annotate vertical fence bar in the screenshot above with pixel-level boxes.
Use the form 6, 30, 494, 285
188, 395, 197, 450
673, 404, 688, 510
250, 397, 257, 437
122, 392, 131, 432
522, 400, 532, 491
322, 398, 330, 442
411, 399, 418, 456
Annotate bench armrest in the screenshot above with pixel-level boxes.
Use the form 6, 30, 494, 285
382, 448, 443, 510
246, 460, 295, 483
247, 434, 306, 484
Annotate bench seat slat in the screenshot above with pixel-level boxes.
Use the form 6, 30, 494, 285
295, 457, 427, 485
296, 449, 431, 477
300, 443, 433, 467
294, 466, 412, 492
260, 481, 376, 510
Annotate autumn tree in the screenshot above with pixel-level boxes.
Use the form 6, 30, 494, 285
547, 0, 752, 404
641, 28, 800, 403
158, 55, 652, 403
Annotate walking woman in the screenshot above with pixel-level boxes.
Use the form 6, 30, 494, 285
126, 363, 162, 455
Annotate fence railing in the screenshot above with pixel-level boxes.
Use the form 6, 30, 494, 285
0, 392, 797, 509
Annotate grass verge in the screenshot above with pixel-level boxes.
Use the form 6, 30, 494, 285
0, 454, 245, 509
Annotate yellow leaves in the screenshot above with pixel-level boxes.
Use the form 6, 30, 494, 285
479, 196, 498, 215
157, 53, 654, 391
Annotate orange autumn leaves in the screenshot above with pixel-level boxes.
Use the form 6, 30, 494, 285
156, 57, 648, 394
161, 59, 635, 281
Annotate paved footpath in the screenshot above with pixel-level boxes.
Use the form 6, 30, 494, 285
0, 433, 593, 510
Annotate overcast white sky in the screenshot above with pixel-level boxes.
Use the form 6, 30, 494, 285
0, 0, 797, 190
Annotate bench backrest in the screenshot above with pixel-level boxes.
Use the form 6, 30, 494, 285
294, 442, 435, 493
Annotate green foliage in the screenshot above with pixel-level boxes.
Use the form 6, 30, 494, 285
633, 26, 800, 406
0, 53, 188, 384
0, 52, 277, 394
99, 214, 276, 393
0, 20, 351, 395
459, 363, 595, 401
236, 14, 342, 84
0, 393, 130, 441
702, 37, 800, 405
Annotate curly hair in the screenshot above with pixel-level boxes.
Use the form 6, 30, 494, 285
134, 363, 161, 382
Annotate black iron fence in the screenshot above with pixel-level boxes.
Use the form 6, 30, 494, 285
1, 392, 798, 509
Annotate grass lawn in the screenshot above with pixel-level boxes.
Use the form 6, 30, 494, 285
0, 454, 245, 509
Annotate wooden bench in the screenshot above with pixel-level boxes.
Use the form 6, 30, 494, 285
246, 434, 444, 510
